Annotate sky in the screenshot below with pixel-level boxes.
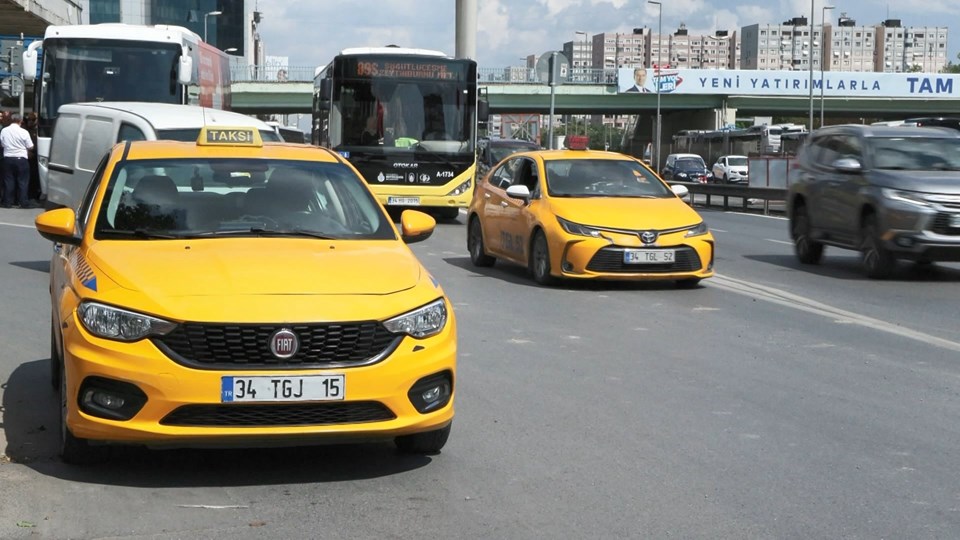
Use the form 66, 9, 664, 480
255, 0, 960, 70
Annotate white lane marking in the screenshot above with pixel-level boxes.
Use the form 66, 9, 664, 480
708, 274, 960, 353
723, 211, 788, 221
766, 239, 793, 245
0, 221, 34, 229
711, 228, 728, 233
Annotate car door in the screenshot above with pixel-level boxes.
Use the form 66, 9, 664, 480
802, 134, 842, 234
825, 134, 868, 243
713, 156, 726, 180
479, 157, 521, 258
499, 157, 540, 264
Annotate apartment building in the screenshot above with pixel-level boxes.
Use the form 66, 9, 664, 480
644, 25, 741, 69
740, 17, 825, 71
591, 28, 648, 69
873, 19, 949, 72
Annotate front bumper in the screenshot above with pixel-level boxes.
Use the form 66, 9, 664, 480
62, 312, 456, 447
549, 229, 715, 281
881, 205, 960, 261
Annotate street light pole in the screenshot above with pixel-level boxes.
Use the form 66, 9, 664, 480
820, 5, 835, 128
204, 10, 223, 43
649, 0, 662, 173
808, 0, 814, 131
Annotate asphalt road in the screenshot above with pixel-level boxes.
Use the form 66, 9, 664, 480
1, 205, 959, 539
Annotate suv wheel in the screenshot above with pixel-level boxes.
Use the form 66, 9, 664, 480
861, 215, 896, 279
791, 205, 824, 264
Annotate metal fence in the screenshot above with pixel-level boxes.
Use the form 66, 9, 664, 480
230, 65, 317, 82
477, 67, 618, 85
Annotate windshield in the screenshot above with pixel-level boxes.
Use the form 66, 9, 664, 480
727, 157, 748, 167
545, 159, 673, 198
328, 70, 475, 154
490, 143, 538, 163
40, 38, 182, 127
677, 158, 706, 170
94, 158, 396, 240
871, 137, 960, 171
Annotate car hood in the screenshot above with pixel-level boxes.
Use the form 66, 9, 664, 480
548, 197, 703, 230
86, 239, 421, 297
870, 170, 960, 194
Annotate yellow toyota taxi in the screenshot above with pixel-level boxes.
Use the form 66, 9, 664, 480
36, 127, 456, 463
466, 143, 714, 286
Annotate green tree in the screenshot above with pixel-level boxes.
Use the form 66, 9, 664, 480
942, 53, 960, 73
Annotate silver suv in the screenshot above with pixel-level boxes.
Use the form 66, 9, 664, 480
788, 124, 960, 278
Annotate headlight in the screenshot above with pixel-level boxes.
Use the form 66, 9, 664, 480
77, 302, 177, 342
685, 221, 709, 237
445, 178, 472, 196
383, 299, 447, 338
557, 216, 603, 238
676, 172, 688, 178
882, 188, 930, 207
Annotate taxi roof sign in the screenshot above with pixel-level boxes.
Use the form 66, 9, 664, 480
198, 127, 263, 147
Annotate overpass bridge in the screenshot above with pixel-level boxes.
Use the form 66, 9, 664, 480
231, 65, 960, 119
0, 0, 79, 36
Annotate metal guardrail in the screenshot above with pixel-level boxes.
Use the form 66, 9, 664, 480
226, 65, 619, 85
672, 181, 787, 215
230, 65, 317, 82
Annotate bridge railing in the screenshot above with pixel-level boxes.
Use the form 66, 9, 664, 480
227, 65, 620, 85
230, 65, 317, 83
478, 67, 618, 85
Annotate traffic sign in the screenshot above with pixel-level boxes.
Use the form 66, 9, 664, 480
536, 51, 569, 86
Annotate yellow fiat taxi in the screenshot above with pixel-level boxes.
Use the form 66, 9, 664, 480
466, 141, 714, 286
36, 127, 456, 463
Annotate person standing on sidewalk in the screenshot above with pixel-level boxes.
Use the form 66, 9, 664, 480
0, 111, 11, 203
0, 113, 38, 209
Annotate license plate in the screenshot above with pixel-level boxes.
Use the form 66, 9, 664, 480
623, 249, 675, 264
221, 375, 345, 402
951, 214, 960, 227
387, 196, 420, 206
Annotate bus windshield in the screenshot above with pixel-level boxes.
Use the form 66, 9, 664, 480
40, 38, 182, 130
326, 58, 476, 155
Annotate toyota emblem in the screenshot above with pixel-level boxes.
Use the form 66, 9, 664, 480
269, 328, 299, 359
640, 231, 658, 244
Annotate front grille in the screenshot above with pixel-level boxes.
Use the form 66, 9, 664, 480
154, 322, 400, 370
932, 213, 960, 236
160, 401, 396, 427
586, 246, 702, 273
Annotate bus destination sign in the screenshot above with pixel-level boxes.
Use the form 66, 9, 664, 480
350, 59, 460, 80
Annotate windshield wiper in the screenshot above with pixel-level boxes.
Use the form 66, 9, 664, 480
186, 227, 338, 240
102, 229, 181, 239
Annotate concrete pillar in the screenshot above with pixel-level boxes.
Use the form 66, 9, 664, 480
455, 0, 477, 60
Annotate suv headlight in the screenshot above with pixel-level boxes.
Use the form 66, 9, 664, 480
882, 188, 931, 207
557, 216, 603, 238
445, 178, 472, 196
77, 302, 177, 342
383, 299, 447, 338
685, 221, 709, 237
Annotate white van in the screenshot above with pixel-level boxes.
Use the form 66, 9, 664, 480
45, 102, 280, 210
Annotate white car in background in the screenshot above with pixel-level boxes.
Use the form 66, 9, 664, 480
712, 155, 750, 184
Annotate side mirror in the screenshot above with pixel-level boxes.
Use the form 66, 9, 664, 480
178, 55, 193, 85
317, 79, 332, 110
400, 210, 436, 244
22, 48, 39, 81
477, 99, 490, 122
35, 208, 81, 245
832, 157, 862, 173
505, 184, 531, 201
671, 184, 690, 200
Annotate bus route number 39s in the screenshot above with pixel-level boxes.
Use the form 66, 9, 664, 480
221, 375, 345, 402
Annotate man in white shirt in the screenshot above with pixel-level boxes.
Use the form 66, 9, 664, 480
1, 113, 37, 209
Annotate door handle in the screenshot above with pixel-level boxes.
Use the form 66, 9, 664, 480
484, 193, 491, 199
500, 201, 508, 207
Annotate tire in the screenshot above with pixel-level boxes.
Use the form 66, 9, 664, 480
435, 207, 460, 221
722, 173, 729, 184
59, 361, 105, 465
50, 318, 61, 391
861, 215, 896, 279
791, 205, 824, 265
675, 278, 701, 289
529, 231, 556, 286
467, 218, 495, 267
395, 423, 451, 454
